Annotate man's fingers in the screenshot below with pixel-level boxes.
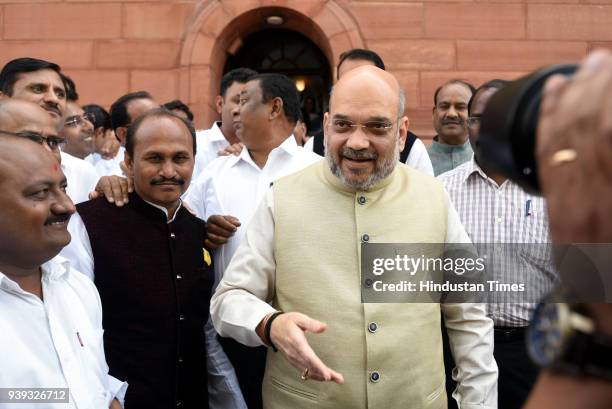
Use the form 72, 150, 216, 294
204, 239, 221, 249
296, 340, 344, 384
206, 232, 230, 245
207, 215, 240, 231
295, 315, 327, 334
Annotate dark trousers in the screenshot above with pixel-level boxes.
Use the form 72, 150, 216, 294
218, 336, 267, 409
494, 327, 540, 409
443, 324, 539, 409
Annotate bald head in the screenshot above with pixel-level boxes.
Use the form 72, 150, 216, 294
0, 98, 62, 163
331, 65, 405, 119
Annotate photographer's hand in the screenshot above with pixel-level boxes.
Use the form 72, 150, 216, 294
537, 50, 612, 244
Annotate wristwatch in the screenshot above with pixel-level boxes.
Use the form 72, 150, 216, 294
527, 302, 612, 381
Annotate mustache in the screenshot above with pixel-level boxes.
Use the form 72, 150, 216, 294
42, 102, 61, 116
442, 118, 464, 125
150, 177, 185, 186
341, 147, 378, 160
44, 213, 71, 225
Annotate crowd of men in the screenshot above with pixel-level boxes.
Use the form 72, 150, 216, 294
0, 47, 610, 409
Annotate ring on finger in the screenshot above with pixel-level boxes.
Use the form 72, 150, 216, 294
550, 149, 577, 166
300, 368, 310, 381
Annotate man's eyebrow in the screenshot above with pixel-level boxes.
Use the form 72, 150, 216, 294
331, 114, 350, 120
367, 116, 393, 123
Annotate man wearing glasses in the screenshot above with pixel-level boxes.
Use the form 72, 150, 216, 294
210, 66, 497, 409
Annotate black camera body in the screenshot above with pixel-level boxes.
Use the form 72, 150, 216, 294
478, 64, 578, 194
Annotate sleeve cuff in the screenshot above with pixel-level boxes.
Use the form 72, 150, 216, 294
107, 375, 128, 408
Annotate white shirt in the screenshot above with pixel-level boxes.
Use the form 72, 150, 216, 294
192, 122, 230, 181
210, 182, 497, 409
303, 135, 434, 175
406, 137, 434, 176
60, 152, 99, 204
184, 136, 320, 409
0, 256, 127, 409
185, 135, 322, 281
92, 147, 125, 178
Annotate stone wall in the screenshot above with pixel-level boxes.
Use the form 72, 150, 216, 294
1, 0, 609, 138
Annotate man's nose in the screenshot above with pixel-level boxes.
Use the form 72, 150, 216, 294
446, 105, 459, 118
43, 88, 61, 106
345, 127, 370, 151
160, 160, 178, 178
53, 189, 76, 216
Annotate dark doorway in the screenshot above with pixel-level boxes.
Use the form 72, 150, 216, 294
224, 29, 332, 135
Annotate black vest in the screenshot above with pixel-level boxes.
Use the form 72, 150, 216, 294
77, 193, 213, 409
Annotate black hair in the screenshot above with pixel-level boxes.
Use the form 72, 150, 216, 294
61, 74, 79, 101
110, 91, 154, 131
163, 99, 194, 122
83, 104, 112, 131
433, 79, 476, 106
252, 73, 300, 125
468, 79, 509, 114
0, 57, 63, 96
337, 49, 385, 79
220, 68, 258, 98
125, 107, 196, 157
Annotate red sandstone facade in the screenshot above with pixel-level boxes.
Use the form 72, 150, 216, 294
1, 0, 609, 138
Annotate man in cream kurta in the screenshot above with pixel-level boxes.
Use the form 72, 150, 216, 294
211, 66, 497, 409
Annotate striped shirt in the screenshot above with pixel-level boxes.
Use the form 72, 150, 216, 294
439, 157, 558, 327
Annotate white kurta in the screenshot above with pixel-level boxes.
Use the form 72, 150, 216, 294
192, 122, 231, 181
60, 151, 99, 204
0, 256, 127, 409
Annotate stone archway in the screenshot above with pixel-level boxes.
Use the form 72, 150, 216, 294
178, 0, 365, 127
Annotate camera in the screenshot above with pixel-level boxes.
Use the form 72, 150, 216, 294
477, 63, 578, 194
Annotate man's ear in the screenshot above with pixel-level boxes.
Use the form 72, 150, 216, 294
269, 97, 283, 120
397, 116, 409, 152
322, 111, 329, 145
115, 127, 127, 146
124, 151, 135, 177
215, 95, 223, 115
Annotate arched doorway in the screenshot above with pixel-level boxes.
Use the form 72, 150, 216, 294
180, 1, 365, 128
225, 29, 331, 134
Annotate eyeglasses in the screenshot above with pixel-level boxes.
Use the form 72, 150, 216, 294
0, 129, 66, 150
331, 118, 395, 137
64, 112, 95, 128
467, 116, 482, 126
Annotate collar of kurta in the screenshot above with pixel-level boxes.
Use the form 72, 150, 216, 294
430, 136, 472, 153
229, 134, 299, 169
0, 256, 70, 292
322, 159, 397, 194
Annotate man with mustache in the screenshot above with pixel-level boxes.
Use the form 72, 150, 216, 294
427, 80, 476, 176
0, 98, 126, 409
211, 66, 497, 409
0, 58, 125, 205
185, 73, 320, 409
61, 108, 214, 409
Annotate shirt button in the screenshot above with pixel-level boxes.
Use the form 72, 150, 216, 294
364, 278, 373, 288
361, 234, 370, 242
178, 357, 184, 363
179, 314, 185, 321
496, 217, 502, 224
368, 322, 378, 333
176, 401, 183, 407
358, 196, 367, 205
370, 371, 380, 382
170, 232, 176, 239
176, 274, 182, 280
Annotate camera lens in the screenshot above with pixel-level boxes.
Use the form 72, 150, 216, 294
478, 64, 578, 194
